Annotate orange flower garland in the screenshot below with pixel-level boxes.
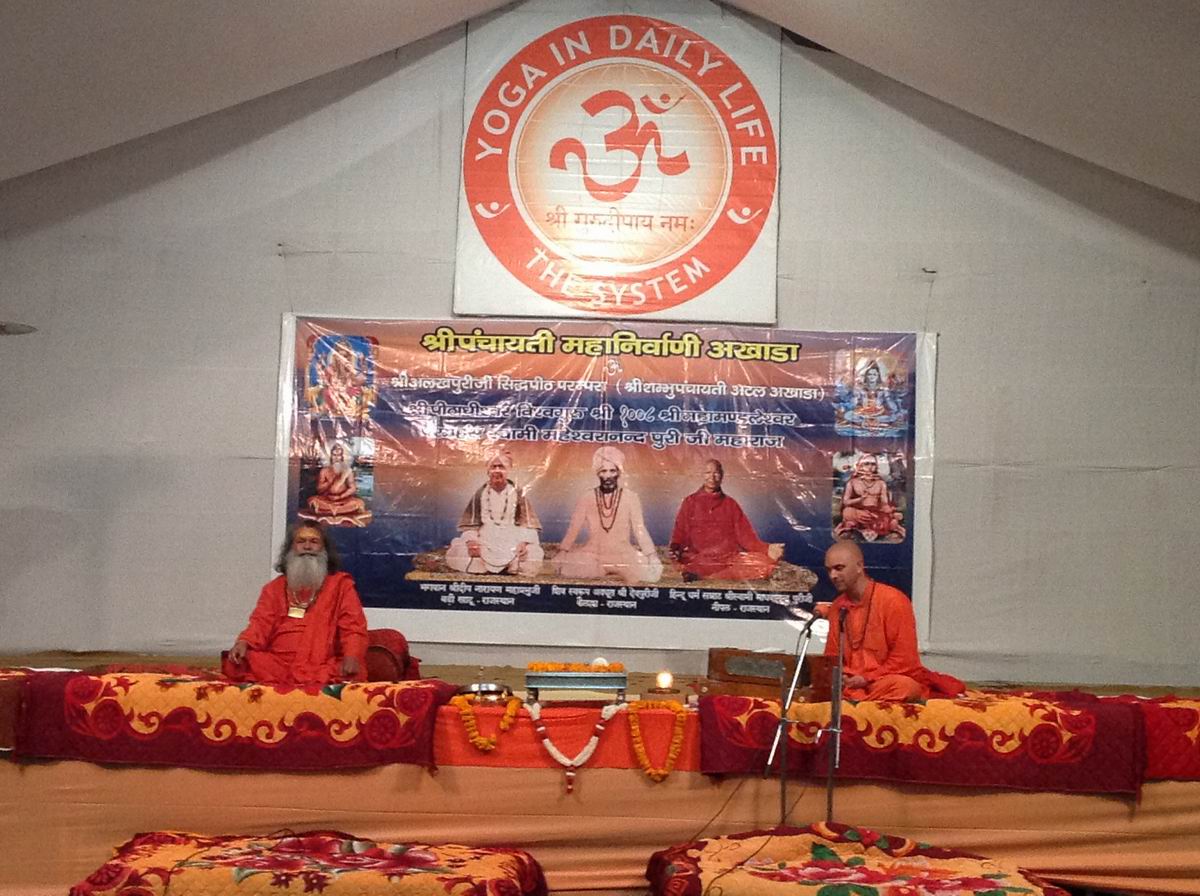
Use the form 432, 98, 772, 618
449, 694, 522, 752
527, 662, 625, 673
627, 699, 689, 782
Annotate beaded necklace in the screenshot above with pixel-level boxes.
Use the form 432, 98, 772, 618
483, 485, 511, 524
842, 580, 875, 651
595, 486, 622, 532
285, 578, 323, 619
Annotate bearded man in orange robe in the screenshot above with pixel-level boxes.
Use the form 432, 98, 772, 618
819, 541, 963, 702
223, 522, 368, 686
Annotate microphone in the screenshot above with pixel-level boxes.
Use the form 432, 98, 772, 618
792, 609, 821, 634
787, 607, 829, 639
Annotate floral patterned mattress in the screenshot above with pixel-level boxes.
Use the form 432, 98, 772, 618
70, 830, 547, 896
646, 822, 1068, 896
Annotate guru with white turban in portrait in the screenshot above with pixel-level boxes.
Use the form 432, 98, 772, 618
554, 446, 662, 584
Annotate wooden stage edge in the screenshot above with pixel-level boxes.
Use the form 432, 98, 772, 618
2, 763, 1199, 896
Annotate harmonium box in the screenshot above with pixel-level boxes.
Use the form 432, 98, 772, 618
698, 647, 833, 703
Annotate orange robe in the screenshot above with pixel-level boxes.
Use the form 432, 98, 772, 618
224, 571, 369, 687
669, 489, 778, 580
823, 581, 963, 702
307, 467, 367, 517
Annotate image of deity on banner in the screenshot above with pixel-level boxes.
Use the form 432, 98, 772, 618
833, 351, 908, 437
297, 436, 375, 528
303, 334, 377, 419
832, 450, 907, 543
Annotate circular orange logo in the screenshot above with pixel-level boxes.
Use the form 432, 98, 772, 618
463, 16, 777, 315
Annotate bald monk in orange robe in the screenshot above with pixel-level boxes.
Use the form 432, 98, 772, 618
819, 541, 963, 702
223, 522, 368, 687
669, 459, 784, 581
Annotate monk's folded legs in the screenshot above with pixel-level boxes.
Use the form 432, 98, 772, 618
844, 673, 924, 703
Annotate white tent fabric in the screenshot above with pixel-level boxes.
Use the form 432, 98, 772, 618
2, 1, 1198, 202
1, 2, 1198, 685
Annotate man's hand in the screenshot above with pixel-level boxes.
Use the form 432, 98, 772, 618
517, 542, 529, 559
767, 542, 784, 561
813, 602, 832, 619
340, 655, 361, 678
845, 674, 868, 690
229, 640, 249, 665
467, 541, 482, 558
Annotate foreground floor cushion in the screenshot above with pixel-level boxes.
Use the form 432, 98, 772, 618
71, 831, 547, 896
647, 822, 1069, 895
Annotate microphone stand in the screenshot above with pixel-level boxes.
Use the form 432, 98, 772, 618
823, 606, 847, 824
765, 611, 821, 826
765, 607, 847, 827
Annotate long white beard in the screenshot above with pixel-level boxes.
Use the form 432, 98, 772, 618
285, 550, 328, 592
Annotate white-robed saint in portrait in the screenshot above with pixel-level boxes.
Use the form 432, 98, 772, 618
446, 446, 545, 575
554, 446, 663, 584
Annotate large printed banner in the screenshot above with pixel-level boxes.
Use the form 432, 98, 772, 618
455, 0, 780, 322
277, 318, 931, 649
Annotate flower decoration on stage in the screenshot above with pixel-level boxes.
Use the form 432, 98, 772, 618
450, 693, 523, 752
527, 662, 625, 673
528, 701, 623, 793
627, 699, 689, 782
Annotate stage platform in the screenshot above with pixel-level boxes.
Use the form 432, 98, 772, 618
3, 763, 1198, 895
3, 660, 1199, 895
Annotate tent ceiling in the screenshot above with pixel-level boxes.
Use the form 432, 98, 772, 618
2, 1, 1197, 203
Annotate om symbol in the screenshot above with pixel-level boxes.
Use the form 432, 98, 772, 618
549, 91, 690, 202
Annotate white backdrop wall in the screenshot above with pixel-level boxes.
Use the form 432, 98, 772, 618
1, 19, 1198, 685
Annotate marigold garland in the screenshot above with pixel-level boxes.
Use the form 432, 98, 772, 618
449, 693, 522, 752
527, 662, 625, 673
627, 700, 689, 782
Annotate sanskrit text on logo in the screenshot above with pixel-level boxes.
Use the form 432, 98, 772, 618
463, 16, 777, 314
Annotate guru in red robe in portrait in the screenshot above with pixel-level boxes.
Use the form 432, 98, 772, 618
669, 489, 779, 580
223, 571, 369, 687
823, 580, 964, 702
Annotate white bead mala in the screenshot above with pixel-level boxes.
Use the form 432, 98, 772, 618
528, 701, 624, 793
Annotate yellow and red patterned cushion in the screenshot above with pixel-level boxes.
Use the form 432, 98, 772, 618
647, 822, 1068, 896
71, 831, 547, 896
17, 672, 457, 769
699, 689, 1146, 793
